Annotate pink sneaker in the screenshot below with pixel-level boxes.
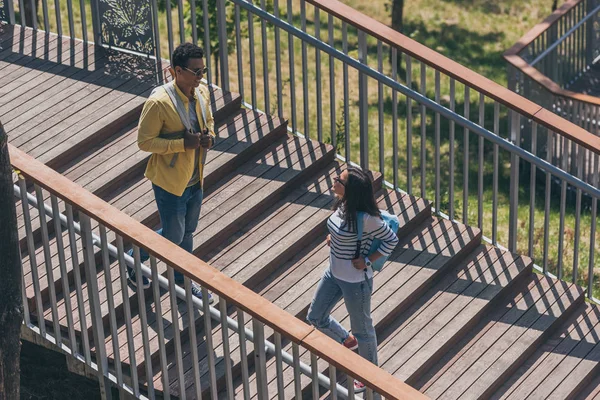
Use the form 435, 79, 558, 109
353, 379, 367, 393
343, 334, 358, 351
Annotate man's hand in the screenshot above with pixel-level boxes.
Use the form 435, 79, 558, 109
184, 130, 201, 149
200, 130, 213, 149
351, 257, 367, 270
326, 234, 331, 247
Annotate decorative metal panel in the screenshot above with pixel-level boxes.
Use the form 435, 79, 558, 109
98, 0, 155, 55
0, 0, 9, 23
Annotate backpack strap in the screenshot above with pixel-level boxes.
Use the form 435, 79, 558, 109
163, 82, 194, 168
355, 212, 365, 259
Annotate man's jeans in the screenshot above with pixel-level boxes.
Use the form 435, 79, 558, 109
306, 267, 378, 366
129, 182, 204, 283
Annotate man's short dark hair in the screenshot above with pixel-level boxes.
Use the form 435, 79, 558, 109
172, 43, 204, 69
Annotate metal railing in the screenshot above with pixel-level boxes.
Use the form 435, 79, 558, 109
11, 145, 423, 399
504, 0, 600, 184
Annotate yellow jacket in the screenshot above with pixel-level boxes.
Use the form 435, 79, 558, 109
137, 82, 215, 196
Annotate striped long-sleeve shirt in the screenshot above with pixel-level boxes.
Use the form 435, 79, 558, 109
327, 209, 399, 283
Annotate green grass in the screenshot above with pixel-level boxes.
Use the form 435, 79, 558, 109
16, 0, 600, 297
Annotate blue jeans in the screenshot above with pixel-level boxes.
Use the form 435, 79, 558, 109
132, 182, 204, 282
306, 267, 378, 366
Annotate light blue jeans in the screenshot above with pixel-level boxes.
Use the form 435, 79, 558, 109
306, 267, 378, 366
130, 182, 204, 282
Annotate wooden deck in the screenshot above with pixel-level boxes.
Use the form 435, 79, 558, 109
5, 22, 600, 399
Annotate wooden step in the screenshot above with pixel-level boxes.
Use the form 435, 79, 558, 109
375, 247, 533, 386
19, 91, 249, 310
102, 135, 334, 379
494, 302, 600, 400
417, 274, 584, 399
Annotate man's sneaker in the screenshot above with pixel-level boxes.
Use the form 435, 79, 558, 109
353, 379, 366, 393
343, 334, 359, 351
190, 283, 215, 304
127, 267, 151, 289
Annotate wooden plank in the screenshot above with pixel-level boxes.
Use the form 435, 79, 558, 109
424, 276, 581, 399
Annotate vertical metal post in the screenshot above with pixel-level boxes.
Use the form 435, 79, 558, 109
79, 213, 112, 400
477, 93, 485, 229
588, 153, 598, 299
202, 286, 218, 400
66, 0, 75, 41
248, 1, 257, 107
287, 0, 297, 133
328, 14, 336, 149
301, 0, 309, 138
89, 0, 101, 46
449, 78, 456, 220
274, 332, 285, 400
237, 310, 251, 400
406, 55, 413, 194
342, 22, 350, 162
528, 123, 538, 258
253, 319, 268, 399
311, 353, 320, 400
274, 0, 283, 119
434, 71, 441, 214
151, 0, 162, 84
153, 257, 171, 400
492, 102, 499, 245
329, 364, 337, 400
420, 63, 427, 198
463, 87, 470, 225
190, 0, 198, 45
219, 298, 235, 398
6, 0, 15, 24
392, 48, 399, 189
586, 0, 595, 67
53, 0, 62, 37
168, 267, 187, 399
358, 29, 369, 169
508, 111, 520, 252
377, 41, 384, 176
202, 0, 211, 84
217, 0, 230, 90
315, 7, 323, 142
235, 4, 244, 100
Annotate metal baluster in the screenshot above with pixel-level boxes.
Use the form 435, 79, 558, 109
287, 0, 297, 133
99, 226, 122, 387
202, 0, 212, 84
248, 1, 257, 107
392, 48, 399, 189
237, 310, 251, 400
587, 153, 598, 299
19, 0, 26, 27
253, 319, 268, 399
53, 0, 62, 36
543, 132, 553, 274
153, 257, 171, 400
528, 123, 538, 258
190, 0, 198, 45
328, 14, 336, 149
260, 0, 269, 111
508, 111, 520, 252
274, 332, 285, 400
177, 0, 185, 44
301, 0, 309, 138
34, 186, 60, 343
132, 247, 154, 398
406, 55, 413, 194
573, 148, 584, 284
492, 103, 500, 245
449, 78, 455, 220
274, 0, 283, 119
30, 0, 38, 30
377, 41, 384, 175
343, 22, 350, 162
311, 353, 319, 399
50, 195, 76, 349
219, 298, 235, 398
41, 0, 49, 32
557, 137, 569, 280
420, 62, 427, 198
434, 70, 441, 213
165, 0, 174, 59
292, 342, 302, 397
235, 4, 244, 100
65, 204, 90, 364
19, 179, 44, 337
329, 364, 337, 400
151, 0, 162, 82
115, 236, 139, 397
347, 373, 355, 398
168, 267, 187, 399
21, 257, 31, 327
478, 93, 485, 229
315, 7, 323, 142
463, 86, 470, 224
79, 213, 111, 399
202, 286, 218, 400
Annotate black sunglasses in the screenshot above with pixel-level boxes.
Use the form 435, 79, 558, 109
334, 176, 346, 186
183, 66, 208, 77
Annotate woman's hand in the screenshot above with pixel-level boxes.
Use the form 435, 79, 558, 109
326, 234, 331, 247
351, 257, 367, 270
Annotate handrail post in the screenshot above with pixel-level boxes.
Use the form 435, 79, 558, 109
358, 29, 369, 169
217, 0, 230, 91
90, 0, 102, 46
79, 213, 112, 400
5, 0, 15, 24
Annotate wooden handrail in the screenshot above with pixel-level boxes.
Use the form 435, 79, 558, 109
503, 0, 600, 105
9, 143, 428, 400
304, 0, 600, 154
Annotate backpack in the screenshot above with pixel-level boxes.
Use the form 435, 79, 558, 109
356, 210, 400, 272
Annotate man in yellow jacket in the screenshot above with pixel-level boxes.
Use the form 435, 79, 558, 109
128, 43, 216, 303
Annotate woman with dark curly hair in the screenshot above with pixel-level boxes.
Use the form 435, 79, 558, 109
306, 167, 399, 392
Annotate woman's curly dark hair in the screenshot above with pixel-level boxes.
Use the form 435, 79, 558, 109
171, 43, 204, 69
333, 167, 380, 231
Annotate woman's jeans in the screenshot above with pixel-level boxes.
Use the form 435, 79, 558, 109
306, 267, 378, 366
129, 182, 204, 283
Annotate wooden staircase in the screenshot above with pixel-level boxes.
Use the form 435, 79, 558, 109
4, 24, 600, 399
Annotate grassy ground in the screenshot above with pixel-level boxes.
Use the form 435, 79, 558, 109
15, 0, 600, 295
